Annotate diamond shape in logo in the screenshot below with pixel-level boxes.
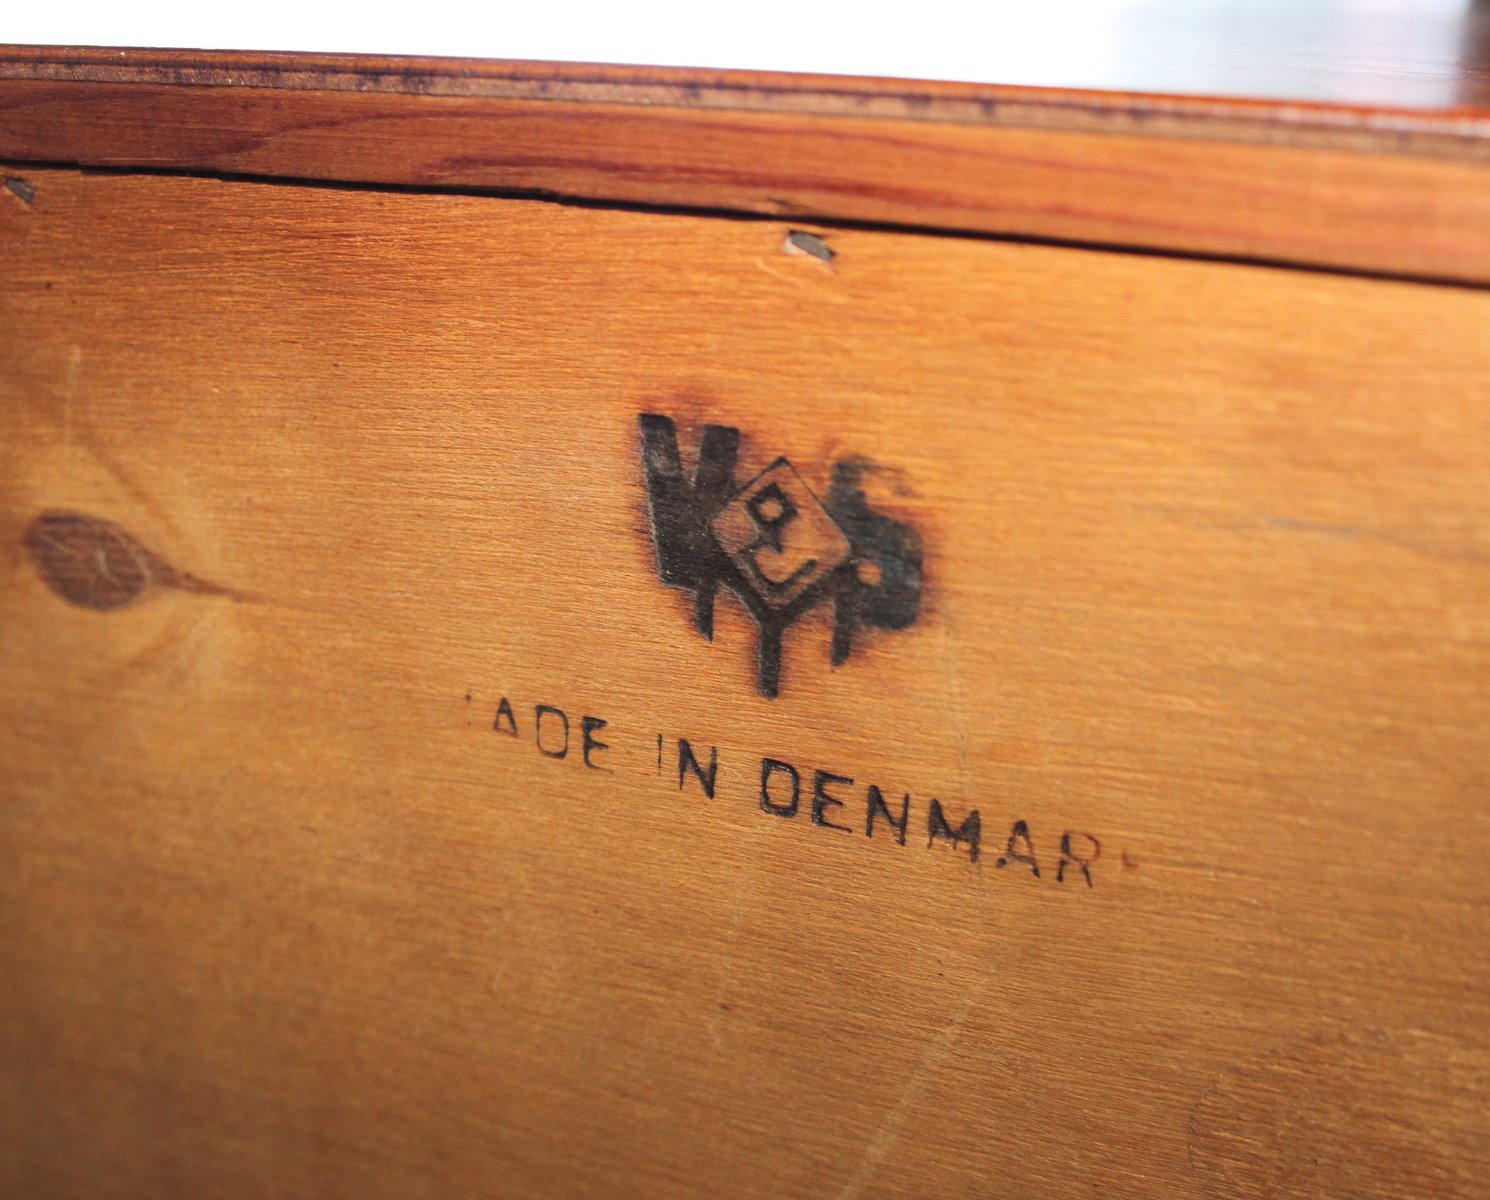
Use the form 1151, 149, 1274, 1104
710, 457, 850, 609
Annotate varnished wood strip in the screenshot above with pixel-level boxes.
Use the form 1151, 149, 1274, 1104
14, 44, 1490, 148
7, 70, 1490, 283
7, 46, 1490, 149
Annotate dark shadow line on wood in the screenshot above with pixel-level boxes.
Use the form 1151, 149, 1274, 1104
0, 156, 1485, 293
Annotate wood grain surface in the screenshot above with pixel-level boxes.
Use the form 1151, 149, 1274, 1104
2, 164, 1487, 1199
9, 48, 1490, 284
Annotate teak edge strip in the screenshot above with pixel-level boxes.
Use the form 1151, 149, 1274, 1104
6, 46, 1490, 284
14, 46, 1490, 146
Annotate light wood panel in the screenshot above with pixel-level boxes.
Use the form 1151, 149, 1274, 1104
2, 165, 1487, 1199
9, 48, 1490, 283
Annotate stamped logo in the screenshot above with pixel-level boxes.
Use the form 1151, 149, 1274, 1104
638, 413, 922, 697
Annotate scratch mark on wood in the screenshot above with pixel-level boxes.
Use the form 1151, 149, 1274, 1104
938, 598, 975, 810
707, 856, 754, 1052
834, 974, 988, 1200
1141, 503, 1490, 568
24, 510, 242, 611
62, 345, 83, 449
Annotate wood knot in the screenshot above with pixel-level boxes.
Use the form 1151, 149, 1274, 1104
23, 510, 236, 611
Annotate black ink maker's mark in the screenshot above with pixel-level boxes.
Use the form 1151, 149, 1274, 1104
811, 770, 854, 833
927, 798, 981, 862
535, 704, 570, 758
865, 784, 909, 845
759, 757, 801, 817
678, 738, 718, 798
581, 716, 611, 771
1057, 832, 1101, 887
638, 414, 922, 697
493, 697, 518, 736
24, 510, 238, 612
995, 819, 1040, 877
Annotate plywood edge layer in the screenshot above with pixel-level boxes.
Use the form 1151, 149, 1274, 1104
5, 47, 1490, 284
